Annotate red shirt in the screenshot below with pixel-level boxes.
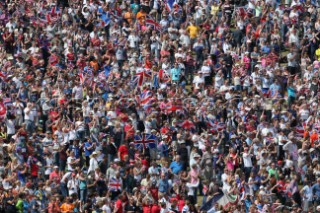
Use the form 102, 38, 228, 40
118, 145, 129, 161
30, 163, 39, 177
124, 124, 134, 140
151, 204, 161, 213
143, 204, 152, 213
115, 199, 123, 213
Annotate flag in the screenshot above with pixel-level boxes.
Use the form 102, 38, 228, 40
146, 16, 161, 31
163, 0, 175, 12
236, 178, 246, 201
201, 191, 224, 211
166, 103, 183, 114
295, 124, 305, 138
104, 65, 111, 78
108, 177, 122, 192
0, 101, 6, 121
101, 11, 111, 26
153, 75, 160, 89
0, 72, 8, 82
140, 90, 153, 105
159, 69, 170, 83
79, 72, 85, 85
180, 120, 196, 130
201, 191, 239, 212
133, 69, 152, 87
134, 133, 158, 149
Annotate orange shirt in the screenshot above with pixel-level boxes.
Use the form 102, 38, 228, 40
136, 11, 146, 25
90, 61, 99, 71
310, 133, 318, 147
60, 203, 75, 213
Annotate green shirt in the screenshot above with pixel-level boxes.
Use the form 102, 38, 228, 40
16, 199, 23, 213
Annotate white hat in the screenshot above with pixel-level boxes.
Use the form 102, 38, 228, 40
178, 140, 185, 144
194, 153, 201, 158
213, 149, 219, 154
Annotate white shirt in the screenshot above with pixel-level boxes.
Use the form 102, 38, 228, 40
88, 157, 99, 174
5, 119, 15, 135
24, 107, 35, 121
72, 86, 83, 100
201, 65, 211, 77
67, 178, 78, 195
128, 34, 139, 48
67, 156, 76, 171
243, 152, 253, 167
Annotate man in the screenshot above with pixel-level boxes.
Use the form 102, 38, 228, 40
186, 20, 200, 44
24, 102, 36, 135
60, 197, 75, 213
84, 138, 95, 167
170, 62, 181, 84
242, 146, 253, 181
287, 47, 298, 75
312, 178, 320, 206
169, 155, 183, 175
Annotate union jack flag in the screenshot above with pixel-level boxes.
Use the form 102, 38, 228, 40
295, 125, 305, 138
146, 16, 162, 31
0, 101, 6, 122
108, 177, 122, 192
208, 120, 226, 132
140, 90, 153, 105
162, 0, 175, 12
132, 69, 152, 87
159, 69, 170, 83
180, 120, 196, 130
134, 133, 158, 149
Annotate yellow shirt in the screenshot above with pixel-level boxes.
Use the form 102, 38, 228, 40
316, 49, 320, 61
211, 5, 219, 16
187, 25, 200, 39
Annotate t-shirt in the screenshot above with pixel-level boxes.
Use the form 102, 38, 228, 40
187, 25, 199, 39
60, 203, 75, 213
115, 199, 123, 213
84, 142, 94, 157
118, 145, 128, 161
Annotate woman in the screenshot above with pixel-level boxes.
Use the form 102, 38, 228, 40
48, 197, 61, 213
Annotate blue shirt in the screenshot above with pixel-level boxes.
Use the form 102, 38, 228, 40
170, 161, 183, 174
84, 142, 93, 157
170, 67, 181, 81
158, 178, 169, 193
312, 183, 320, 198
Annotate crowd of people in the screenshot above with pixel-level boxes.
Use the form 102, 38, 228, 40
1, 0, 320, 212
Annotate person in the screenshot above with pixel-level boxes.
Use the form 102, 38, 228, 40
87, 151, 99, 174
169, 155, 183, 175
60, 197, 75, 213
1, 0, 320, 212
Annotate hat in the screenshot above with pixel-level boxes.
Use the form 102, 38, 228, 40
213, 149, 219, 154
114, 158, 120, 163
91, 151, 98, 156
313, 158, 319, 163
310, 148, 315, 152
178, 140, 185, 144
230, 135, 237, 139
54, 166, 59, 169
194, 153, 201, 158
7, 56, 14, 60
